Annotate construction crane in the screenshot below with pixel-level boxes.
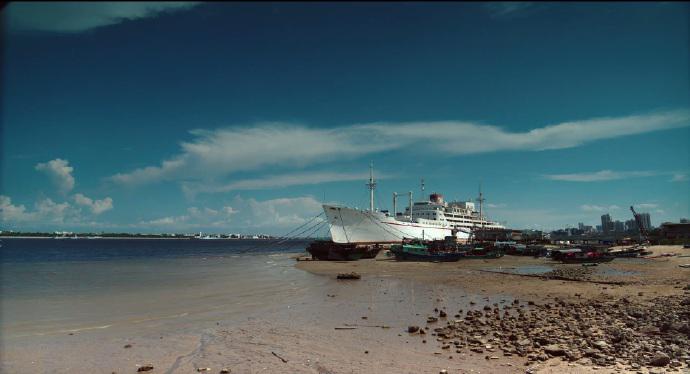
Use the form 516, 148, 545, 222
630, 206, 649, 243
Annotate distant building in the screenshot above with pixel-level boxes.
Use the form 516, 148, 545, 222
639, 213, 652, 230
680, 218, 689, 224
601, 214, 613, 233
578, 222, 585, 230
596, 225, 602, 232
625, 219, 638, 232
659, 222, 690, 241
613, 220, 625, 232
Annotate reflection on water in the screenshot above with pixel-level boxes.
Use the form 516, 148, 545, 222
0, 239, 322, 339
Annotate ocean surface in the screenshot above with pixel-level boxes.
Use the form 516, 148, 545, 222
0, 238, 322, 340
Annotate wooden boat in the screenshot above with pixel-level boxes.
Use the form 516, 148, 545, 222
554, 249, 615, 264
390, 241, 466, 262
306, 240, 382, 261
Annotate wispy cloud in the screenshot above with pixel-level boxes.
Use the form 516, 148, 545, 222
35, 159, 75, 194
671, 173, 688, 182
635, 203, 658, 210
109, 109, 690, 188
544, 170, 658, 182
580, 204, 620, 212
487, 203, 507, 208
6, 2, 200, 33
483, 2, 541, 18
182, 171, 395, 196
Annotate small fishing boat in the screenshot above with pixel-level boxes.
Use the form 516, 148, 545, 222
390, 240, 466, 262
553, 249, 615, 264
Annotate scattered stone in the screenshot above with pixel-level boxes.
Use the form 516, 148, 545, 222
336, 272, 361, 280
649, 352, 670, 367
408, 326, 420, 333
544, 344, 565, 356
123, 344, 132, 349
219, 369, 230, 374
197, 369, 210, 372
137, 364, 154, 372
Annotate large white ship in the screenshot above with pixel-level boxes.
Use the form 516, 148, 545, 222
323, 165, 504, 244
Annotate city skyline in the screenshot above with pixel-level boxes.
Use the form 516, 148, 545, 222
1, 2, 688, 234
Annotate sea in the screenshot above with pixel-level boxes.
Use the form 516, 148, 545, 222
0, 238, 321, 340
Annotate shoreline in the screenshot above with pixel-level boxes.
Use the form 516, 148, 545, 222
1, 244, 687, 373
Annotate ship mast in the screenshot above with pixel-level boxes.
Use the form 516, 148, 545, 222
476, 183, 485, 241
366, 161, 377, 212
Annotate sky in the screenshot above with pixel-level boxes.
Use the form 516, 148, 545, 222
1, 2, 688, 234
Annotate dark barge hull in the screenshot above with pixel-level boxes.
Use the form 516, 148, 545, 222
306, 240, 383, 261
390, 250, 466, 262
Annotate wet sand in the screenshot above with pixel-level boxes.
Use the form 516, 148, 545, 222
2, 245, 688, 373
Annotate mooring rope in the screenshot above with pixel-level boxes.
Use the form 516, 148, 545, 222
237, 212, 326, 253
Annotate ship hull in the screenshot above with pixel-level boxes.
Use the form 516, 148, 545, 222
323, 205, 469, 244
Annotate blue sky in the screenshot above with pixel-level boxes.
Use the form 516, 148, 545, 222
1, 2, 688, 234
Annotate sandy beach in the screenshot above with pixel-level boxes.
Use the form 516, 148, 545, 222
1, 244, 689, 373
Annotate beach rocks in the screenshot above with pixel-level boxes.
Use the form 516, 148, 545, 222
336, 272, 361, 280
418, 294, 690, 371
543, 344, 565, 356
137, 364, 154, 372
408, 326, 420, 333
649, 352, 670, 367
219, 369, 230, 374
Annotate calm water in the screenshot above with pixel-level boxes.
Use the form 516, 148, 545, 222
0, 238, 321, 339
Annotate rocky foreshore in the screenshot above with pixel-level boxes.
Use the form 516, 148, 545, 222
412, 290, 690, 372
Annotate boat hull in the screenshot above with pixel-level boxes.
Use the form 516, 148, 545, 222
390, 245, 465, 262
306, 240, 382, 261
323, 204, 468, 244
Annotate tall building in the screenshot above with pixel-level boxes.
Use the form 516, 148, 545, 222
601, 214, 613, 233
625, 219, 638, 232
578, 222, 585, 230
614, 220, 625, 232
639, 213, 651, 230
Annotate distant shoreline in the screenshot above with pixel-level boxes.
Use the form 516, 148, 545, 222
0, 236, 301, 240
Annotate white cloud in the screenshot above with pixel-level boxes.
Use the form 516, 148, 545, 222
7, 2, 200, 33
635, 203, 658, 210
545, 170, 658, 182
35, 158, 75, 194
671, 173, 688, 182
183, 170, 394, 196
74, 193, 114, 214
138, 195, 324, 234
0, 196, 34, 222
487, 203, 507, 208
0, 195, 73, 224
580, 204, 620, 212
110, 110, 690, 187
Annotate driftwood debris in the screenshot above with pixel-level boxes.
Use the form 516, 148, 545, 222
271, 351, 288, 363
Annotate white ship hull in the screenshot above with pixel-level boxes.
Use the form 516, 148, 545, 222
324, 204, 470, 244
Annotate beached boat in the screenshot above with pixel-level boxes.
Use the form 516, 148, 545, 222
552, 249, 614, 263
306, 240, 382, 261
390, 241, 466, 262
